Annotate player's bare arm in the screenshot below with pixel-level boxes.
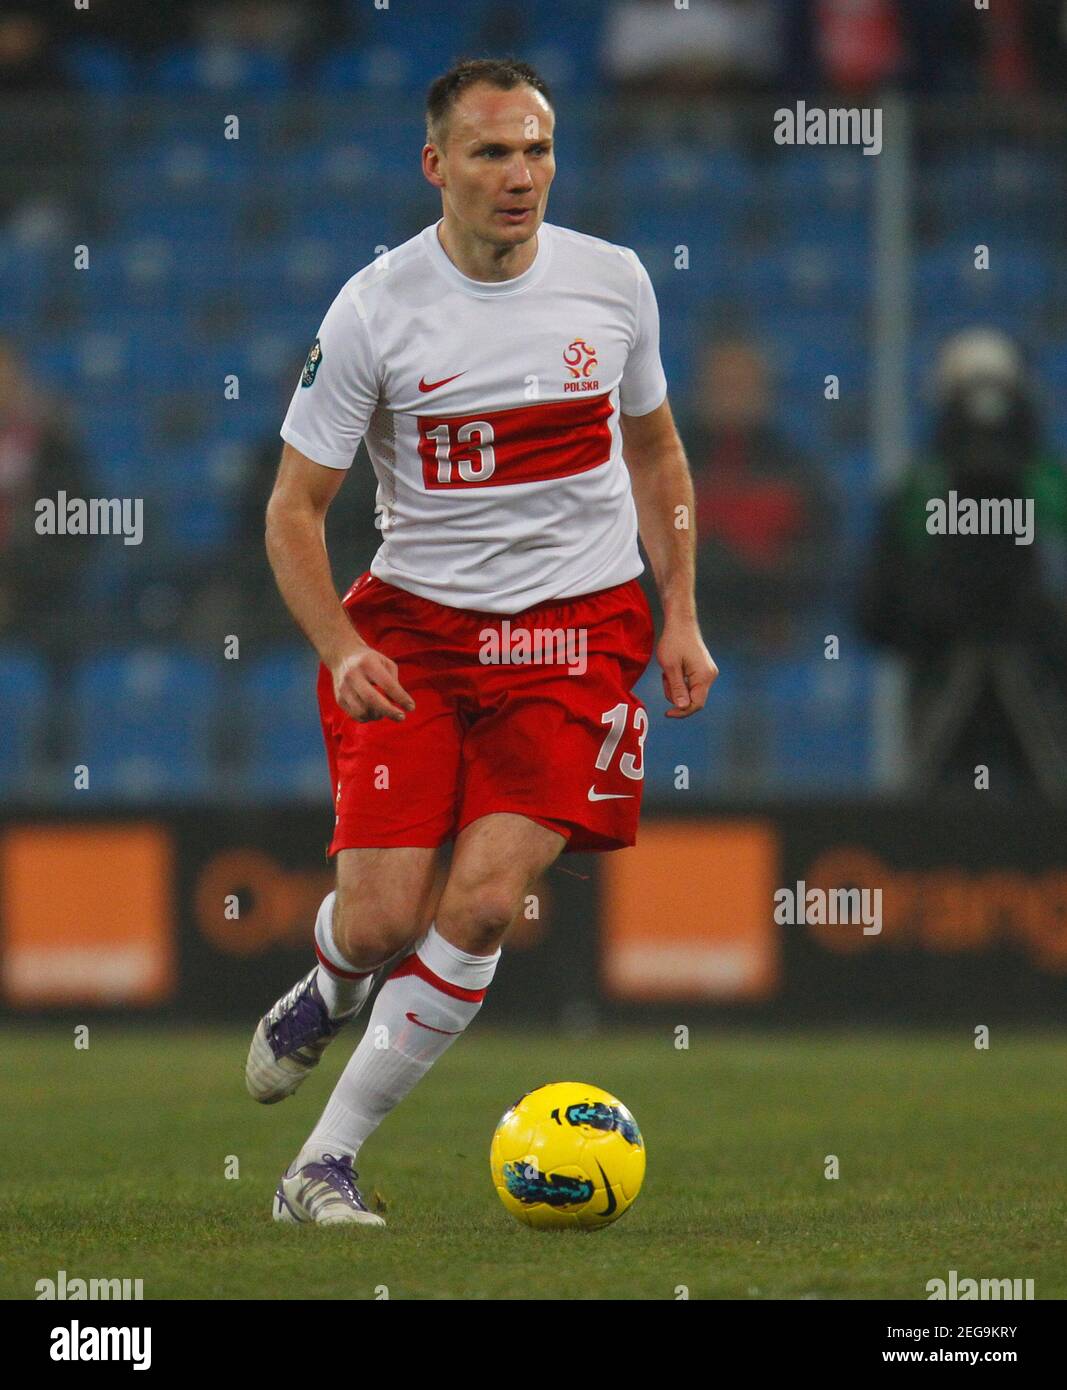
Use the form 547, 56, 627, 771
265, 442, 415, 723
621, 398, 718, 718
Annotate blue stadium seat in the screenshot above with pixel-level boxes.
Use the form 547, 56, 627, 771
126, 442, 232, 515
317, 17, 478, 94
839, 483, 878, 555
149, 44, 292, 93
0, 647, 48, 796
618, 201, 732, 255
167, 499, 232, 552
315, 41, 457, 94
522, 0, 605, 44
787, 245, 870, 307
836, 449, 874, 486
542, 181, 589, 230
119, 203, 238, 246
623, 237, 733, 304
921, 153, 1058, 216
774, 398, 836, 455
60, 38, 135, 92
79, 402, 147, 494
109, 142, 253, 202
276, 216, 405, 271
240, 647, 326, 799
764, 653, 874, 789
768, 312, 865, 379
1049, 414, 1067, 453
916, 245, 1052, 310
617, 146, 750, 213
782, 211, 871, 256
30, 338, 84, 391
1038, 343, 1067, 394
775, 149, 874, 209
0, 243, 48, 320
71, 649, 220, 799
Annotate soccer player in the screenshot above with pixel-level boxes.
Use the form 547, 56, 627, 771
246, 58, 718, 1226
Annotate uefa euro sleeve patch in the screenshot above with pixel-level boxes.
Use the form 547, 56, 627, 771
300, 338, 323, 387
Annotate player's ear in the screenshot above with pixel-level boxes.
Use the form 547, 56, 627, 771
422, 144, 445, 189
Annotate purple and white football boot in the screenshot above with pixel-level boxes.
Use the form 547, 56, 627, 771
273, 1152, 386, 1227
245, 968, 356, 1104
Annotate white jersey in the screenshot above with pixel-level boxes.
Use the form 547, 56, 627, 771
280, 219, 668, 613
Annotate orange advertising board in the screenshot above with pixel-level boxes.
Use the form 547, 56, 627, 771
600, 819, 780, 1001
0, 824, 175, 1006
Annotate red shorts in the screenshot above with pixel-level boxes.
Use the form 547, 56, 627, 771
317, 572, 656, 855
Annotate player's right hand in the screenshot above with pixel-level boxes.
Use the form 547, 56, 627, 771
331, 644, 416, 723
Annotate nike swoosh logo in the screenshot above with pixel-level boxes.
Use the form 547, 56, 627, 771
406, 1010, 461, 1035
595, 1160, 617, 1217
587, 786, 635, 801
418, 372, 466, 393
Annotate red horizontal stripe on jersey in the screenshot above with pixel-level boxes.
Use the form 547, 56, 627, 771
418, 392, 613, 489
388, 951, 488, 1002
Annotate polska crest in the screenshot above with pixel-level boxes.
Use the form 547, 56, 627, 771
563, 339, 599, 393
300, 337, 323, 387
563, 339, 598, 379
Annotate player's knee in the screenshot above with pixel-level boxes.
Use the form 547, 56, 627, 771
332, 887, 418, 967
438, 885, 517, 954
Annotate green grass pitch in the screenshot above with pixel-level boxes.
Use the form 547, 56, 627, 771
1, 1027, 1063, 1300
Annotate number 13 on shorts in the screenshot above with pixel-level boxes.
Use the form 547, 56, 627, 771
595, 700, 648, 783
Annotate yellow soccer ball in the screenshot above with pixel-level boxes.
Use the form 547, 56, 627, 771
490, 1081, 645, 1231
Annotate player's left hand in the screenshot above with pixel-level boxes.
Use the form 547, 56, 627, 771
657, 619, 718, 718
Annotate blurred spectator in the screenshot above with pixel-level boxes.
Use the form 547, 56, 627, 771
809, 0, 906, 93
191, 0, 351, 76
603, 0, 785, 98
898, 0, 983, 95
0, 5, 96, 245
981, 0, 1035, 93
858, 329, 1067, 793
0, 6, 68, 93
20, 0, 350, 69
0, 336, 89, 652
50, 0, 195, 54
685, 338, 835, 651
805, 0, 1062, 97
786, 0, 1027, 97
1024, 0, 1067, 91
8, 0, 1066, 101
228, 360, 380, 646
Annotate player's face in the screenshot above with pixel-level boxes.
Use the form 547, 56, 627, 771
431, 83, 555, 248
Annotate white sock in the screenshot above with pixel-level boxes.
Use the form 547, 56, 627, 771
298, 923, 500, 1166
313, 891, 376, 1019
